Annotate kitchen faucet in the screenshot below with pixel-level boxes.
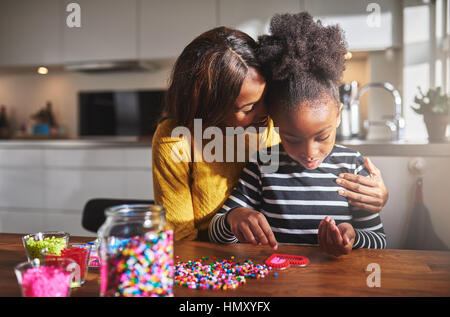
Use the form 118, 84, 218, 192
352, 82, 405, 141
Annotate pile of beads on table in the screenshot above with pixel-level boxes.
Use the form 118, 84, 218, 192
25, 236, 67, 260
100, 230, 174, 297
174, 257, 271, 290
20, 266, 71, 297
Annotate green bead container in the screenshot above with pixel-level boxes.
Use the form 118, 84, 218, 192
22, 231, 70, 261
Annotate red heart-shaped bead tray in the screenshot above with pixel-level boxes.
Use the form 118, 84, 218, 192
265, 253, 309, 270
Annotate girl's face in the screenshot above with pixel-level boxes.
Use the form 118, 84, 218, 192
221, 67, 269, 129
271, 97, 342, 170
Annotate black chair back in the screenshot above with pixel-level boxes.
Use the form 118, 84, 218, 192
81, 198, 155, 233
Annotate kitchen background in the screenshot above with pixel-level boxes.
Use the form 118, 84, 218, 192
0, 0, 449, 250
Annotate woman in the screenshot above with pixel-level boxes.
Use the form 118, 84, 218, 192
152, 26, 388, 241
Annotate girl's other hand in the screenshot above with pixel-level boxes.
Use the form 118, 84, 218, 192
318, 217, 355, 257
226, 207, 278, 250
336, 157, 388, 213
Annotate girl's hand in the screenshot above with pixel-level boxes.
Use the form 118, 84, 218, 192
318, 217, 355, 257
226, 207, 278, 250
336, 157, 388, 213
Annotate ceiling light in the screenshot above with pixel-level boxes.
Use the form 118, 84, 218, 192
37, 67, 48, 75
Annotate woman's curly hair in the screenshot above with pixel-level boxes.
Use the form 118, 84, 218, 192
257, 12, 347, 112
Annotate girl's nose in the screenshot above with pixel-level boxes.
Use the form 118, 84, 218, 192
255, 99, 268, 118
302, 140, 319, 159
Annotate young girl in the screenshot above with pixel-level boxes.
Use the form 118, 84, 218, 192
208, 12, 386, 256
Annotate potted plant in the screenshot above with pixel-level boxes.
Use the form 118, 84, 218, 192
411, 87, 449, 142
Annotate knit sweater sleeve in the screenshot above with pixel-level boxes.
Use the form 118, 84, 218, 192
152, 120, 197, 241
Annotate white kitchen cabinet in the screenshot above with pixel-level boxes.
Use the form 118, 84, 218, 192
0, 0, 62, 66
0, 210, 45, 234
304, 0, 402, 51
62, 0, 139, 63
0, 169, 45, 209
0, 149, 43, 167
124, 170, 154, 200
42, 212, 95, 237
42, 148, 153, 210
0, 149, 45, 209
43, 149, 126, 168
0, 209, 95, 236
0, 146, 153, 236
369, 156, 450, 250
123, 148, 152, 168
138, 0, 217, 59
44, 170, 126, 210
218, 0, 302, 40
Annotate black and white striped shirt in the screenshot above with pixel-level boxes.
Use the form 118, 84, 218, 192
208, 144, 386, 248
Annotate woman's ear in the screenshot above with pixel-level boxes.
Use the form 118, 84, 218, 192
336, 102, 343, 128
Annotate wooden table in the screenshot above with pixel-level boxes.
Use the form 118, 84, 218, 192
1, 233, 450, 297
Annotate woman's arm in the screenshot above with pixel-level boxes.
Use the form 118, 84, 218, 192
348, 156, 386, 249
152, 136, 197, 241
337, 157, 389, 213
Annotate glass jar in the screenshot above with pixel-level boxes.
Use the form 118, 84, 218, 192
97, 204, 174, 297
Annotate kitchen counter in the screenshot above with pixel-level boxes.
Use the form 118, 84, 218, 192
0, 138, 152, 149
0, 138, 449, 156
339, 139, 450, 157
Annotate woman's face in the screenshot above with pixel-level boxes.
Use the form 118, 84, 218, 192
221, 67, 269, 129
271, 97, 342, 170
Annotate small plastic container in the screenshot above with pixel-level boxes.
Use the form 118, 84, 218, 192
15, 258, 75, 297
87, 240, 100, 267
45, 243, 92, 287
22, 231, 70, 261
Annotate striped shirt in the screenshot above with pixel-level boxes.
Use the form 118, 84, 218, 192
208, 144, 386, 248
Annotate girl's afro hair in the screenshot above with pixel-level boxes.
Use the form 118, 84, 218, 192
257, 12, 347, 108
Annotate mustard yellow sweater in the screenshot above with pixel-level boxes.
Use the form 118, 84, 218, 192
152, 118, 280, 241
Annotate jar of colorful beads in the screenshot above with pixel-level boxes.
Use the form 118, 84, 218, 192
97, 204, 174, 297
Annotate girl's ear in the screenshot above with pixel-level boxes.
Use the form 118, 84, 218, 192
336, 102, 343, 128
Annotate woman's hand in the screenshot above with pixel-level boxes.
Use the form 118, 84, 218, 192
226, 207, 278, 250
336, 157, 388, 213
318, 217, 355, 257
